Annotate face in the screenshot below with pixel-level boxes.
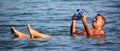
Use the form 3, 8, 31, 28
92, 15, 104, 28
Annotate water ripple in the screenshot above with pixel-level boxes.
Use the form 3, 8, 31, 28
0, 0, 120, 51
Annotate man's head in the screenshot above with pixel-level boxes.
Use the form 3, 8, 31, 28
92, 14, 106, 29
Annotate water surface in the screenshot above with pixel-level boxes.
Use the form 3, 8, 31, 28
0, 0, 120, 51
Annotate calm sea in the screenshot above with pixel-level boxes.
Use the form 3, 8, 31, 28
0, 0, 120, 51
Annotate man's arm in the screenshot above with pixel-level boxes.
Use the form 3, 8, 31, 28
70, 20, 76, 37
81, 14, 93, 38
70, 14, 76, 37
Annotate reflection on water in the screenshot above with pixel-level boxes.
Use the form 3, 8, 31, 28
0, 0, 120, 51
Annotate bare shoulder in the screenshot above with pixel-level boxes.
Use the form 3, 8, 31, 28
92, 29, 105, 39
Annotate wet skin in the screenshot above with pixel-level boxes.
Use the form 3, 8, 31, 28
70, 14, 105, 39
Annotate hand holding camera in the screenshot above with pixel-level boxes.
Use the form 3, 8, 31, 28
72, 9, 85, 20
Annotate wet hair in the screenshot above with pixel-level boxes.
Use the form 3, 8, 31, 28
97, 14, 106, 27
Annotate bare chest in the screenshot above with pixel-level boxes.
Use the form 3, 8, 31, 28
93, 30, 104, 35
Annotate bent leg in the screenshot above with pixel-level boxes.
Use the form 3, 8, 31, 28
10, 27, 29, 38
27, 24, 51, 38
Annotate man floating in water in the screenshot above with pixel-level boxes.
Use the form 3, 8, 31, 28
10, 9, 106, 39
70, 9, 106, 39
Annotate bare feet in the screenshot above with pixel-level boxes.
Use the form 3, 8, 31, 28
10, 27, 29, 38
27, 24, 51, 38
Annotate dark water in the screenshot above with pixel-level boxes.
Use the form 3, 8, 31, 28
0, 0, 120, 51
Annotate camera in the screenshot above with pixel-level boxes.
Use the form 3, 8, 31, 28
72, 9, 85, 20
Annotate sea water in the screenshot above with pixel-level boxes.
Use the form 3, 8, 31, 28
0, 0, 120, 51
